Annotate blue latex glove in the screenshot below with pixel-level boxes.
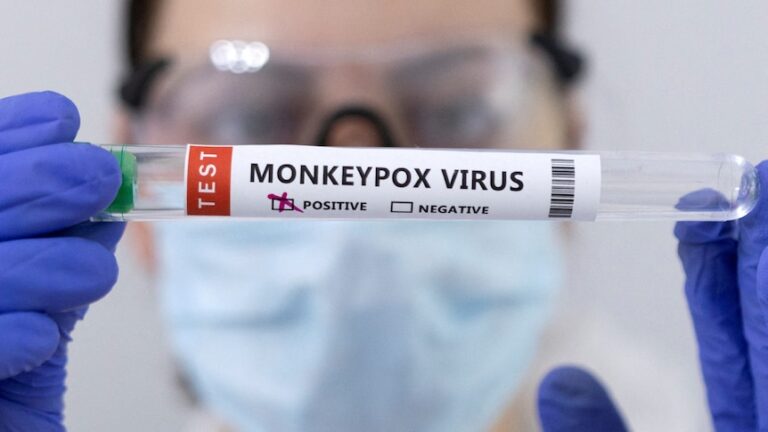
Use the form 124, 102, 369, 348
537, 366, 627, 432
538, 162, 768, 432
0, 92, 124, 431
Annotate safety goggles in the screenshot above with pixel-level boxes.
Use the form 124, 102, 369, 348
121, 33, 583, 149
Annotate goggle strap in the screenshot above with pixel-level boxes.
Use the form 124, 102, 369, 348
529, 32, 585, 87
119, 57, 172, 112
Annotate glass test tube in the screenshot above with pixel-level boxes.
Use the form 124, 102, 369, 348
93, 144, 758, 222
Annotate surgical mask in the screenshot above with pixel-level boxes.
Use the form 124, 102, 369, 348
156, 220, 561, 432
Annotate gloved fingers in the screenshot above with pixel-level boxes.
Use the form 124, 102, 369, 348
52, 222, 126, 253
752, 246, 768, 428
675, 220, 756, 429
0, 311, 75, 415
674, 189, 735, 246
0, 400, 64, 432
0, 92, 80, 155
757, 246, 768, 325
0, 312, 60, 380
675, 188, 731, 213
736, 161, 768, 427
0, 237, 118, 313
1, 308, 86, 413
537, 366, 628, 432
0, 142, 121, 240
48, 308, 88, 344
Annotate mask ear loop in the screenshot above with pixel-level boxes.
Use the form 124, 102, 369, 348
313, 105, 398, 148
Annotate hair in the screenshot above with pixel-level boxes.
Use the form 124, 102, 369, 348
126, 0, 160, 70
535, 0, 563, 38
124, 0, 565, 70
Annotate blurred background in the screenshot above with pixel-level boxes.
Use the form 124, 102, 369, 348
1, 1, 767, 431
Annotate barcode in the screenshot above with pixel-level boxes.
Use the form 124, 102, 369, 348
549, 159, 576, 218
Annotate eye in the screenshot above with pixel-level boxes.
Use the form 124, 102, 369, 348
409, 98, 499, 148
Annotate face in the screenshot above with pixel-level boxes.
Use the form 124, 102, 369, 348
126, 2, 573, 430
131, 0, 571, 152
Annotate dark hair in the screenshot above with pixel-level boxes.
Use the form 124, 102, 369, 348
126, 0, 161, 71
535, 0, 563, 38
121, 0, 583, 110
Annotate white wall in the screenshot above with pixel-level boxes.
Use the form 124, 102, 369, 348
0, 1, 767, 431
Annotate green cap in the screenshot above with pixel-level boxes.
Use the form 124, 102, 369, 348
107, 147, 137, 214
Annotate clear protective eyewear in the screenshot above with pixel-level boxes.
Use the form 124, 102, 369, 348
130, 35, 562, 150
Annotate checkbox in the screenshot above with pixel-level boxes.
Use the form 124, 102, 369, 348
390, 201, 414, 213
272, 198, 295, 211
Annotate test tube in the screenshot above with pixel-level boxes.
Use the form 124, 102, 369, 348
93, 144, 758, 222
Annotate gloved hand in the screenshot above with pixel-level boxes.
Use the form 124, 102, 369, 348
536, 161, 768, 432
0, 92, 124, 431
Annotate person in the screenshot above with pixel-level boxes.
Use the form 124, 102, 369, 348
0, 1, 766, 432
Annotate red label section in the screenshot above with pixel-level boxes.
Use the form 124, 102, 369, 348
186, 145, 233, 216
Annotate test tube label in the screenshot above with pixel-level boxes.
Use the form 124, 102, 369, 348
184, 144, 602, 221
186, 145, 233, 216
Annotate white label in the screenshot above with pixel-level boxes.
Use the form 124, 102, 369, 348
185, 145, 601, 220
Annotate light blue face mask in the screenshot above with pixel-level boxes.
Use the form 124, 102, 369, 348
155, 220, 561, 432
